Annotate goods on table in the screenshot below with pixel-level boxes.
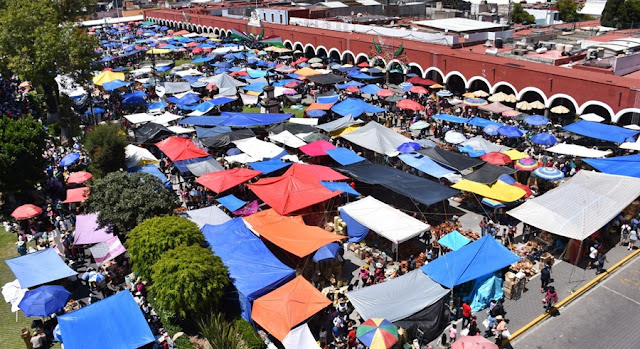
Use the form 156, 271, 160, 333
509, 258, 538, 279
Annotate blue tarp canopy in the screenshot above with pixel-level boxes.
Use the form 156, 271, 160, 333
313, 242, 340, 262
249, 158, 292, 174
325, 147, 366, 166
339, 209, 370, 242
398, 153, 455, 179
173, 156, 213, 174
102, 79, 131, 91
127, 164, 172, 189
179, 116, 224, 126
167, 93, 200, 105
563, 120, 640, 143
217, 112, 292, 127
350, 72, 380, 80
467, 273, 504, 312
437, 230, 471, 251
217, 194, 247, 211
196, 126, 232, 138
583, 154, 640, 178
202, 219, 296, 321
421, 235, 520, 288
321, 181, 361, 196
57, 291, 154, 349
432, 113, 469, 124
191, 55, 217, 64
331, 98, 386, 117
467, 117, 502, 128
336, 81, 364, 89
360, 84, 382, 95
317, 94, 339, 104
5, 249, 77, 289
147, 100, 167, 110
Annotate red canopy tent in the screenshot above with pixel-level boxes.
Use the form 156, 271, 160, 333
196, 168, 262, 193
11, 204, 42, 220
155, 137, 209, 162
407, 77, 437, 86
299, 140, 337, 157
62, 187, 90, 204
396, 99, 424, 111
286, 163, 348, 181
243, 209, 345, 257
67, 171, 93, 184
252, 275, 331, 341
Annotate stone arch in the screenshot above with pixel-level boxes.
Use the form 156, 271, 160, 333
580, 104, 614, 123
283, 40, 293, 49
425, 67, 444, 83
406, 63, 424, 78
577, 100, 615, 120
329, 49, 341, 63
315, 46, 328, 58
355, 53, 369, 65
446, 74, 466, 95
293, 42, 304, 53
303, 43, 316, 58
491, 81, 517, 95
614, 108, 640, 124
370, 56, 387, 68
213, 28, 220, 36
517, 86, 548, 105
547, 93, 579, 111
341, 50, 355, 64
386, 59, 406, 73
444, 71, 467, 86
467, 76, 492, 93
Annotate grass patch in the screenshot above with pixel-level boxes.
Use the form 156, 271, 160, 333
0, 228, 60, 349
242, 106, 305, 119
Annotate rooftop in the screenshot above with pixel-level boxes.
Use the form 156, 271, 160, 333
413, 18, 506, 34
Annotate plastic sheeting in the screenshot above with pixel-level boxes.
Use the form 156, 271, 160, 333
57, 291, 154, 349
125, 144, 158, 168
155, 136, 209, 162
546, 143, 612, 158
331, 98, 386, 117
196, 126, 232, 139
563, 120, 639, 143
252, 276, 331, 341
233, 137, 286, 161
463, 163, 517, 184
418, 147, 484, 171
127, 164, 171, 188
186, 158, 225, 176
466, 117, 503, 128
398, 153, 455, 179
339, 196, 430, 244
217, 194, 247, 211
437, 230, 471, 251
198, 73, 246, 95
583, 154, 640, 178
421, 235, 520, 288
337, 161, 459, 206
341, 121, 412, 157
134, 122, 172, 143
299, 140, 336, 156
508, 171, 640, 240
179, 206, 230, 228
201, 129, 256, 148
218, 111, 293, 127
202, 219, 295, 321
317, 115, 364, 133
124, 112, 155, 124
73, 213, 113, 245
196, 168, 262, 193
282, 324, 321, 349
467, 273, 504, 312
452, 179, 526, 202
461, 136, 511, 154
432, 113, 469, 123
347, 270, 448, 322
163, 82, 192, 94
270, 130, 307, 148
5, 249, 77, 289
249, 158, 292, 174
321, 181, 361, 196
325, 147, 366, 165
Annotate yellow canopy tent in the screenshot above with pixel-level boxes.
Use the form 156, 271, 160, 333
294, 67, 321, 77
501, 149, 528, 160
92, 71, 125, 86
146, 48, 171, 55
452, 179, 526, 202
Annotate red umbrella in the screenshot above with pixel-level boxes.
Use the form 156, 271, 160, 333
346, 86, 360, 93
513, 182, 532, 197
396, 99, 424, 111
376, 89, 394, 97
357, 62, 370, 68
185, 42, 198, 48
102, 68, 113, 72
202, 48, 212, 52
480, 152, 512, 166
451, 336, 498, 349
284, 81, 301, 88
192, 47, 203, 54
11, 204, 43, 220
409, 86, 428, 94
67, 171, 93, 184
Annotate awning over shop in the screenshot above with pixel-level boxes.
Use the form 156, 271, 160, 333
583, 153, 640, 178
546, 143, 612, 158
418, 147, 484, 171
462, 163, 517, 184
5, 249, 77, 289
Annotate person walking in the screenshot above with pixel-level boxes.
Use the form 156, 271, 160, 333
620, 222, 631, 246
543, 286, 559, 313
461, 300, 472, 328
540, 263, 552, 292
628, 230, 637, 250
595, 252, 609, 275
493, 316, 507, 345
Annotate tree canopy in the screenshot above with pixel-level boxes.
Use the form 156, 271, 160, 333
126, 216, 204, 281
84, 172, 179, 232
151, 245, 230, 319
83, 123, 127, 178
602, 0, 640, 28
511, 3, 536, 24
556, 0, 587, 23
0, 116, 47, 197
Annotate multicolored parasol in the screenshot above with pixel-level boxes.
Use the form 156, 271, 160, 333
534, 167, 564, 181
514, 158, 541, 171
356, 318, 399, 349
463, 98, 488, 107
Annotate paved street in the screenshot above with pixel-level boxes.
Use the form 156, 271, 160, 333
512, 256, 640, 349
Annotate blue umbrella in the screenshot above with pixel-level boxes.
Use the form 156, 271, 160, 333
18, 285, 71, 317
524, 114, 549, 126
436, 90, 453, 97
483, 124, 500, 136
498, 174, 516, 185
84, 107, 106, 115
306, 110, 326, 118
53, 324, 62, 342
497, 125, 524, 138
397, 142, 421, 154
533, 167, 564, 181
531, 133, 558, 146
399, 82, 413, 92
88, 272, 105, 283
59, 153, 81, 167
313, 242, 341, 262
226, 148, 242, 156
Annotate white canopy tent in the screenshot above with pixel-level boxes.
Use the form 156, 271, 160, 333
546, 143, 612, 158
340, 121, 412, 157
460, 136, 511, 153
269, 130, 307, 148
620, 138, 640, 151
282, 324, 321, 349
125, 144, 159, 168
233, 137, 285, 161
340, 196, 430, 244
224, 153, 256, 164
288, 118, 318, 126
346, 270, 448, 322
153, 111, 183, 126
508, 171, 640, 240
124, 113, 155, 124
178, 206, 230, 228
167, 126, 195, 134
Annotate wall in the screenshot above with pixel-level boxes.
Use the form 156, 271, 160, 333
258, 8, 289, 25
613, 54, 640, 76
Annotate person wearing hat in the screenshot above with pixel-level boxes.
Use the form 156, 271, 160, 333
16, 240, 27, 256
373, 262, 385, 284
359, 265, 370, 287
493, 315, 507, 344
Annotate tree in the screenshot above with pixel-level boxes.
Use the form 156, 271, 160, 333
618, 0, 640, 28
127, 216, 204, 281
0, 0, 98, 141
511, 3, 536, 24
83, 124, 127, 178
556, 0, 584, 22
84, 172, 179, 232
0, 116, 47, 203
601, 0, 625, 27
198, 312, 247, 349
151, 245, 230, 319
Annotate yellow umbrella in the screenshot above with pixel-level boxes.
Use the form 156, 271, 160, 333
529, 100, 545, 109
488, 92, 507, 102
92, 71, 125, 86
146, 48, 171, 55
473, 90, 490, 97
430, 83, 444, 89
551, 105, 570, 114
516, 101, 532, 111
462, 92, 476, 98
501, 149, 528, 160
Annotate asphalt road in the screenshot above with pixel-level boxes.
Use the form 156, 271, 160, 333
512, 255, 640, 349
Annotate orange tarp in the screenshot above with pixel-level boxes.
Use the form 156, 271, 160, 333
243, 209, 345, 257
294, 67, 321, 77
306, 103, 334, 111
252, 275, 331, 341
62, 187, 90, 203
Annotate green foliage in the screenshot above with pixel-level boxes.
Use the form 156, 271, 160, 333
601, 0, 625, 26
84, 172, 179, 232
83, 124, 127, 177
146, 294, 194, 349
151, 245, 230, 319
126, 216, 204, 281
511, 3, 536, 24
0, 116, 47, 195
556, 0, 585, 22
601, 0, 640, 27
233, 317, 265, 349
198, 312, 245, 349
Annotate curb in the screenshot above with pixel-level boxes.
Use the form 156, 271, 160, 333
502, 248, 640, 347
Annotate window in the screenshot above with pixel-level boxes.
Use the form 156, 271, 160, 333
271, 13, 275, 23
263, 13, 267, 20
280, 14, 283, 24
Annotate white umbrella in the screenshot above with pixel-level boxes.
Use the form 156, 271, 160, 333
473, 90, 490, 97
444, 130, 467, 144
529, 100, 545, 109
624, 124, 640, 130
488, 92, 507, 102
504, 94, 517, 103
516, 101, 532, 111
551, 105, 570, 114
580, 113, 605, 122
308, 57, 322, 64
2, 279, 27, 313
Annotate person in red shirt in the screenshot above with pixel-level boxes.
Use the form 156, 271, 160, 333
347, 326, 357, 348
461, 299, 472, 328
